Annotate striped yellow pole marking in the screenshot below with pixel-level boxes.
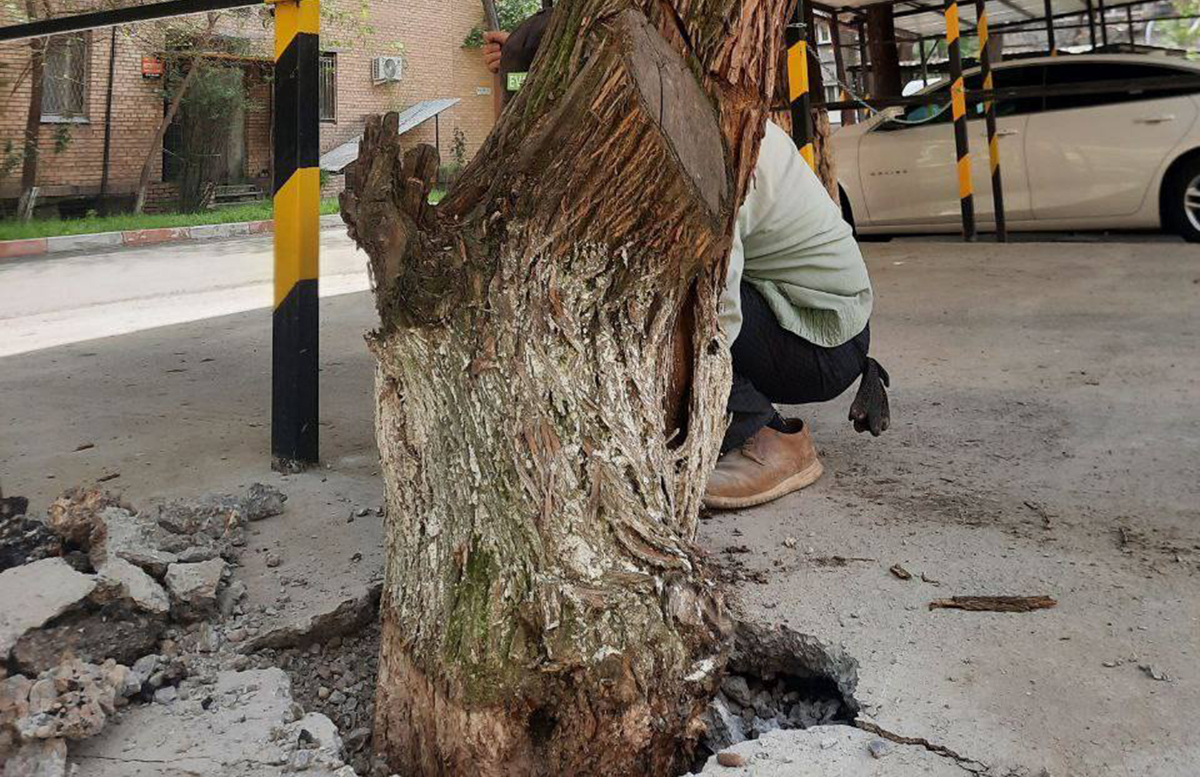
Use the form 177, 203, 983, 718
976, 0, 1007, 241
786, 1, 815, 171
270, 0, 321, 467
944, 0, 975, 241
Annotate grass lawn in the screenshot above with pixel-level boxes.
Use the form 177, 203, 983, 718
0, 198, 341, 241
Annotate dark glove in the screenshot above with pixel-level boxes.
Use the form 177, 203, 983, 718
849, 358, 890, 436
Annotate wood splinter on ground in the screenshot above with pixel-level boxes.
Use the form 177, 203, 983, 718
928, 595, 1057, 612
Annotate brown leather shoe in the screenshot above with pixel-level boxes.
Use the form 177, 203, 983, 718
703, 419, 823, 510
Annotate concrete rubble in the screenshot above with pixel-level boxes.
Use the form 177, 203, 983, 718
0, 483, 366, 777
164, 558, 228, 621
0, 558, 96, 659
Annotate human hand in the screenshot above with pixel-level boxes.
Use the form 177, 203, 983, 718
482, 31, 509, 74
849, 358, 891, 436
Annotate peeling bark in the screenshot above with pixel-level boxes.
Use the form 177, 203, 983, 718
341, 2, 788, 773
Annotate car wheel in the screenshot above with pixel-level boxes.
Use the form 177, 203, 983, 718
1164, 156, 1200, 243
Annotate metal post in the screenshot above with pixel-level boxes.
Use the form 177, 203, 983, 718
99, 27, 117, 199
975, 0, 1006, 242
944, 0, 975, 241
1043, 0, 1056, 53
918, 36, 928, 87
857, 20, 868, 123
271, 0, 320, 469
1085, 0, 1098, 48
1126, 5, 1135, 45
1099, 0, 1109, 45
830, 12, 855, 125
787, 0, 815, 169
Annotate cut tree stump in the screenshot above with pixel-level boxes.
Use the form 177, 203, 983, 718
340, 1, 790, 774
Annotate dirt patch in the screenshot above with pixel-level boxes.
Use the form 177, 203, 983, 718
264, 622, 383, 776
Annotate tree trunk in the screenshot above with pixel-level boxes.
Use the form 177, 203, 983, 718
18, 6, 45, 223
340, 1, 788, 774
133, 15, 218, 215
133, 62, 199, 214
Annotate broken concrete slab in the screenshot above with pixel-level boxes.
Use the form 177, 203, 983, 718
94, 557, 170, 616
696, 726, 963, 776
70, 668, 350, 776
157, 483, 286, 536
0, 558, 96, 659
89, 508, 177, 578
11, 608, 164, 675
164, 558, 226, 621
247, 582, 381, 651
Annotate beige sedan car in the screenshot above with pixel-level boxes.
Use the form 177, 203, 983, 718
833, 54, 1200, 242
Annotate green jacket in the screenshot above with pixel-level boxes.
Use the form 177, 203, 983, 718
719, 122, 873, 348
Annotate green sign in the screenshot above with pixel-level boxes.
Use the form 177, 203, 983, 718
507, 72, 528, 92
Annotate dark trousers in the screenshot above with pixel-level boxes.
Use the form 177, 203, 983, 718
724, 284, 870, 452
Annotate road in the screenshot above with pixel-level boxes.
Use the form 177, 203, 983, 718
0, 229, 370, 357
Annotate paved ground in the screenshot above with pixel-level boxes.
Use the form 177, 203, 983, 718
2, 234, 1197, 776
0, 227, 370, 357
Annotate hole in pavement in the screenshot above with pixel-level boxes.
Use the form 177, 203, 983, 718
686, 622, 861, 773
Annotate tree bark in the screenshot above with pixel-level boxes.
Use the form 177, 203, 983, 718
341, 2, 788, 774
18, 0, 46, 223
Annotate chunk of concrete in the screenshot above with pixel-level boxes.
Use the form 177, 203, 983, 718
89, 507, 177, 578
0, 558, 96, 659
157, 483, 286, 537
94, 557, 170, 615
164, 558, 226, 621
11, 608, 164, 675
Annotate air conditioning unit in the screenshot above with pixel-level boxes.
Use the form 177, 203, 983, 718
372, 56, 404, 83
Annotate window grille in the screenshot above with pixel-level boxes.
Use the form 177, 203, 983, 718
319, 53, 336, 122
43, 33, 88, 119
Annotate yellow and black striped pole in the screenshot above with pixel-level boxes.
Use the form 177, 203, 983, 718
944, 0, 976, 242
975, 0, 1006, 242
270, 0, 320, 468
786, 0, 815, 169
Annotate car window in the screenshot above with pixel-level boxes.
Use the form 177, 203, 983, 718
1042, 61, 1199, 111
874, 83, 951, 131
974, 65, 1045, 119
876, 64, 1044, 131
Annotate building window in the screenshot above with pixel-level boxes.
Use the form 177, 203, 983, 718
42, 33, 88, 120
319, 52, 336, 122
816, 21, 832, 45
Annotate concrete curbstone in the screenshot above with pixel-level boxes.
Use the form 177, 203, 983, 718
46, 231, 124, 253
122, 227, 188, 246
0, 237, 47, 258
1, 213, 345, 260
188, 222, 251, 240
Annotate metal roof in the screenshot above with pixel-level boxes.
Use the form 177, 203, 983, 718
319, 97, 461, 173
829, 0, 1091, 38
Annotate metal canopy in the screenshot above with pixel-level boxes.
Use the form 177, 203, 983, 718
319, 98, 461, 172
826, 0, 1091, 37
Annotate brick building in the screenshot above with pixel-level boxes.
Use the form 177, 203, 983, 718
0, 0, 497, 213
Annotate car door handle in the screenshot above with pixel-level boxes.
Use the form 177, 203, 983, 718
1135, 115, 1176, 124
995, 129, 1020, 137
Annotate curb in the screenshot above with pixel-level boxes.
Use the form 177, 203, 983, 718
0, 214, 344, 260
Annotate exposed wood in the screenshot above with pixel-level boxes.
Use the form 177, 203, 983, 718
340, 1, 790, 774
928, 596, 1058, 612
